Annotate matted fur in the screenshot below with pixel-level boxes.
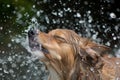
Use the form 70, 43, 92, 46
28, 29, 120, 80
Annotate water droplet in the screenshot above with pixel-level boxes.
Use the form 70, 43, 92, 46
0, 27, 3, 30
31, 17, 37, 22
4, 69, 9, 74
113, 37, 117, 40
45, 15, 49, 24
37, 11, 40, 17
8, 43, 12, 47
114, 45, 117, 48
8, 56, 12, 61
112, 33, 114, 36
87, 10, 91, 14
90, 67, 94, 72
0, 59, 3, 63
33, 5, 35, 8
23, 75, 27, 79
15, 38, 20, 43
58, 11, 63, 17
2, 51, 5, 54
110, 12, 116, 18
0, 68, 2, 71
84, 1, 88, 5
9, 69, 14, 74
12, 63, 17, 68
7, 4, 10, 8
106, 42, 111, 46
52, 12, 57, 16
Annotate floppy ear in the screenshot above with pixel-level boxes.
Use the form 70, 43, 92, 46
85, 43, 111, 61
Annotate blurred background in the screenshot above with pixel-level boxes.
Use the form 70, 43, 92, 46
0, 0, 120, 80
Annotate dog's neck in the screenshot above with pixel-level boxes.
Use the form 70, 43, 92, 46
45, 59, 73, 80
44, 56, 101, 80
46, 62, 61, 80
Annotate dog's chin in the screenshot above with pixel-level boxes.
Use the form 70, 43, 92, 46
28, 42, 46, 59
28, 38, 45, 59
30, 50, 45, 59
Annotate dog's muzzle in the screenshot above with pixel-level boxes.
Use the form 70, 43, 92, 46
28, 28, 49, 54
28, 28, 41, 51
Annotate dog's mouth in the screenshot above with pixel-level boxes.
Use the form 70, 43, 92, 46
28, 28, 49, 54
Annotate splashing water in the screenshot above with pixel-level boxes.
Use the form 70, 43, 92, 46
115, 49, 120, 58
0, 0, 120, 80
0, 20, 48, 80
1, 11, 120, 80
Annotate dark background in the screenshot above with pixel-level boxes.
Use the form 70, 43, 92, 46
0, 0, 120, 80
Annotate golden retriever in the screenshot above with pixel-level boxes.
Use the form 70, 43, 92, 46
28, 28, 120, 80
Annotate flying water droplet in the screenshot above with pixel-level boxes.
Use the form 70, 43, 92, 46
110, 12, 116, 18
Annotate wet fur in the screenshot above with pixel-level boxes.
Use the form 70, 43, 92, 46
29, 29, 120, 80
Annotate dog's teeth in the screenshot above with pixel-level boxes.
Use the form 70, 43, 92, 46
33, 38, 36, 41
33, 46, 36, 49
34, 43, 38, 45
36, 29, 39, 34
39, 44, 42, 50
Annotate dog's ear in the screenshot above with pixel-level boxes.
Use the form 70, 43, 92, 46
85, 43, 111, 61
78, 38, 110, 60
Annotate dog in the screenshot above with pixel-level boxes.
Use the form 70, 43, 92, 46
28, 28, 120, 80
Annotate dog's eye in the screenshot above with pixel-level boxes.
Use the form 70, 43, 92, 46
54, 35, 67, 43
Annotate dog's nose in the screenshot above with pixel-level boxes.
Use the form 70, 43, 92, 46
28, 28, 39, 37
28, 29, 35, 37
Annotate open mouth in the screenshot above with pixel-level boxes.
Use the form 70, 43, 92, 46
29, 37, 41, 51
28, 29, 49, 54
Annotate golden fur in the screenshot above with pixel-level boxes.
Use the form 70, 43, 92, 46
28, 29, 120, 80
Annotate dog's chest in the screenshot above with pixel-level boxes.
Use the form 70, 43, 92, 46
48, 66, 61, 80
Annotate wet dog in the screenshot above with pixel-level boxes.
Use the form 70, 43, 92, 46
28, 28, 120, 80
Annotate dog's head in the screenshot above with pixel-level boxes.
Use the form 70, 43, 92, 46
28, 29, 77, 62
28, 28, 110, 80
28, 28, 109, 62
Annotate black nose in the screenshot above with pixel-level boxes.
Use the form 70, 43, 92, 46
28, 28, 36, 37
28, 27, 40, 37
